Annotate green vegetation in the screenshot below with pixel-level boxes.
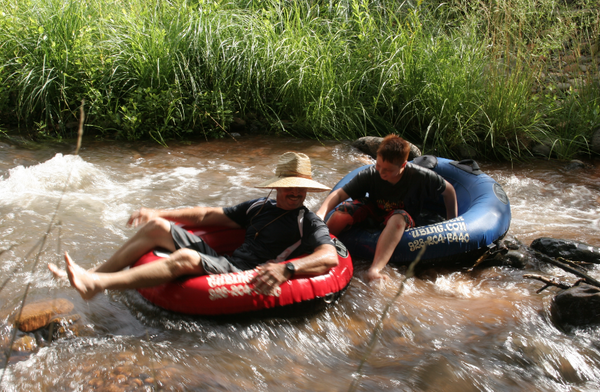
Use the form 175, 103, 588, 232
0, 0, 598, 159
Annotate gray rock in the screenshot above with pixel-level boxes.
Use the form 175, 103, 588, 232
551, 283, 600, 329
352, 136, 422, 160
351, 136, 383, 158
530, 237, 600, 263
562, 160, 586, 171
532, 142, 553, 158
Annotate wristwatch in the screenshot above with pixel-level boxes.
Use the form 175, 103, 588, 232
284, 262, 296, 278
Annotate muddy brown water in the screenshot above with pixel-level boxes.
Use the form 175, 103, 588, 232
1, 136, 600, 391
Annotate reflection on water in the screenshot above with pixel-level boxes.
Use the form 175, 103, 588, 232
1, 136, 600, 391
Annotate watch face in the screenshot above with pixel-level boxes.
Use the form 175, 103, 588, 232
286, 263, 295, 275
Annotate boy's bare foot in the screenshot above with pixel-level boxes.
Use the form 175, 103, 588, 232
63, 252, 103, 300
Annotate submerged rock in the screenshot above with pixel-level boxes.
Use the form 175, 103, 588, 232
11, 335, 37, 352
561, 160, 586, 171
551, 283, 600, 329
482, 235, 537, 269
530, 237, 600, 264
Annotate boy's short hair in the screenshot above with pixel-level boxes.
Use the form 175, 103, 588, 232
376, 134, 410, 166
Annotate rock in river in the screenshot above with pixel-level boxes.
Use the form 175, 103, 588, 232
530, 237, 600, 264
351, 136, 422, 160
551, 283, 600, 329
16, 298, 74, 332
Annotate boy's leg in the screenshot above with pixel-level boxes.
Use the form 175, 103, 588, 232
325, 198, 372, 236
368, 210, 415, 282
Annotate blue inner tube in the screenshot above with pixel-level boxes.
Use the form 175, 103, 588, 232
328, 156, 511, 268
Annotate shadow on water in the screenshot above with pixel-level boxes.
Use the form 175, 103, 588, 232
1, 136, 600, 391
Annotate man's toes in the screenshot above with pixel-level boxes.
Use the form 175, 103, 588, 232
48, 263, 67, 279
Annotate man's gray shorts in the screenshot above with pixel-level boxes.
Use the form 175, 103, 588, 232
170, 222, 242, 275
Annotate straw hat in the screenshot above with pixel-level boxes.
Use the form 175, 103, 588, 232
255, 152, 330, 192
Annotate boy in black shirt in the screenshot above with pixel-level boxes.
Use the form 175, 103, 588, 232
317, 135, 457, 282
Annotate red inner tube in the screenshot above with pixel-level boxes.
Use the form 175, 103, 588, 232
132, 226, 353, 316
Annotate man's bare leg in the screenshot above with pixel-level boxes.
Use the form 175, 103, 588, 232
56, 249, 205, 300
92, 218, 176, 273
48, 218, 176, 278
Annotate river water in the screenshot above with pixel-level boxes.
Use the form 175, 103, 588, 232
1, 136, 599, 391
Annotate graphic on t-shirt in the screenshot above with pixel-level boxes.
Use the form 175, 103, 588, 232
377, 199, 405, 212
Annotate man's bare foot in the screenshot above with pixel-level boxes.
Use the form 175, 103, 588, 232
63, 252, 103, 300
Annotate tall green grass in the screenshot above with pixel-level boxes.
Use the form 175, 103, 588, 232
0, 0, 598, 159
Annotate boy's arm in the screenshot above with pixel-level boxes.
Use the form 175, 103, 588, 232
316, 188, 350, 221
441, 181, 458, 219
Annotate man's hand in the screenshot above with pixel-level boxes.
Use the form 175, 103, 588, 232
127, 207, 159, 227
250, 262, 289, 295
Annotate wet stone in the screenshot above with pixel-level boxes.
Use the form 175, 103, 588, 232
12, 335, 37, 352
113, 374, 128, 383
16, 298, 74, 332
49, 313, 81, 325
57, 321, 95, 338
88, 378, 104, 388
99, 384, 125, 392
351, 136, 385, 158
486, 249, 528, 268
530, 237, 600, 264
562, 160, 586, 171
551, 284, 600, 329
351, 136, 422, 160
131, 378, 143, 387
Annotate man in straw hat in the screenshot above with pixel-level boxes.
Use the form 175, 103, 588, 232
49, 152, 338, 299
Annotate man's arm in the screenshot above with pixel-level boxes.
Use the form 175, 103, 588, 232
316, 188, 350, 221
251, 244, 338, 295
127, 206, 241, 228
441, 180, 458, 219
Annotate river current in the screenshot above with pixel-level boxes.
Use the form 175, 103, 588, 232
1, 136, 599, 391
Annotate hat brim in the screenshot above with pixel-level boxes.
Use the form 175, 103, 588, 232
255, 176, 330, 192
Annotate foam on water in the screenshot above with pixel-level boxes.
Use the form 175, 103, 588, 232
0, 154, 111, 204
502, 172, 600, 244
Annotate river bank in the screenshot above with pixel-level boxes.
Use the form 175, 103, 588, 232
1, 0, 598, 160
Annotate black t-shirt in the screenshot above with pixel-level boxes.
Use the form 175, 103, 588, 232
223, 198, 333, 270
342, 163, 446, 219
